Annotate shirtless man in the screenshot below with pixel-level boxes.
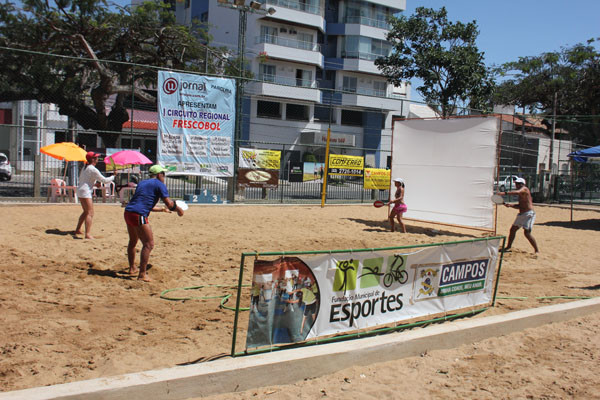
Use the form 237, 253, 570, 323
497, 177, 539, 253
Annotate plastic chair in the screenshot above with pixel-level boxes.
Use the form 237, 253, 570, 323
47, 178, 67, 202
94, 181, 116, 203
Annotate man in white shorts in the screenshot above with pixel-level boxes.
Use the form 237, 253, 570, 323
497, 177, 539, 253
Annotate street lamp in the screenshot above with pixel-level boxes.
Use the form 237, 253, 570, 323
217, 0, 275, 202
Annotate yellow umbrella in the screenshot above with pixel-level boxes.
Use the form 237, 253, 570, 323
40, 142, 87, 162
40, 142, 88, 180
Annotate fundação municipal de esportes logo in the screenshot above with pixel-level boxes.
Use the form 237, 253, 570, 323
332, 255, 409, 294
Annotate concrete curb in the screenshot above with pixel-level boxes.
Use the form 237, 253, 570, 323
2, 298, 599, 400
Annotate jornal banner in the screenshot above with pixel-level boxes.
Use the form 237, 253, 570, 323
246, 238, 501, 348
157, 71, 235, 176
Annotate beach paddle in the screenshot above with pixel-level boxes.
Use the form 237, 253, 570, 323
373, 200, 389, 208
491, 194, 504, 205
175, 200, 189, 211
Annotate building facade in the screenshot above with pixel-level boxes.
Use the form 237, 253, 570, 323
169, 0, 409, 169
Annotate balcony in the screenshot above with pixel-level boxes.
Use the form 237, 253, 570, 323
263, 0, 325, 31
264, 0, 322, 15
255, 35, 324, 67
249, 74, 321, 102
344, 15, 392, 30
337, 87, 406, 111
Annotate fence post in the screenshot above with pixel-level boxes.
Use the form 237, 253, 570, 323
33, 154, 41, 198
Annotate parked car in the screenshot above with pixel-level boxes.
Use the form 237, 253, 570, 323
494, 175, 519, 192
0, 152, 11, 181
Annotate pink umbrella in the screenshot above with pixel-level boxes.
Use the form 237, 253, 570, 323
105, 150, 152, 166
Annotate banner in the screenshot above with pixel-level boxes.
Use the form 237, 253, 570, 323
303, 162, 324, 182
364, 168, 390, 189
328, 154, 364, 176
238, 168, 279, 188
246, 239, 501, 348
157, 71, 235, 176
239, 148, 281, 170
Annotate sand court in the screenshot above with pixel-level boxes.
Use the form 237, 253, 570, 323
0, 203, 598, 397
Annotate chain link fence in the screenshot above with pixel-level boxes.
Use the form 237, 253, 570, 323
1, 46, 598, 205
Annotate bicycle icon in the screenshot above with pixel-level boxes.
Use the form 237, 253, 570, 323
383, 254, 408, 288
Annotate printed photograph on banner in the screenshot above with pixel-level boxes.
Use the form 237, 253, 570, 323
246, 257, 320, 348
237, 168, 279, 188
302, 162, 324, 182
156, 71, 235, 177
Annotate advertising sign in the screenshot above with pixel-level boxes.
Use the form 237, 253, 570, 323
328, 155, 364, 176
238, 168, 279, 188
246, 239, 501, 348
364, 168, 391, 189
157, 71, 235, 176
239, 148, 281, 170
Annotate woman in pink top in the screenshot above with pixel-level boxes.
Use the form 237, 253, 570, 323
389, 177, 407, 233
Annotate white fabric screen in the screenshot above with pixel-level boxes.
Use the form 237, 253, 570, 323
391, 117, 498, 229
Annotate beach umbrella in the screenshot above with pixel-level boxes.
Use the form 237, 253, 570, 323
104, 150, 152, 166
40, 142, 87, 162
40, 142, 87, 180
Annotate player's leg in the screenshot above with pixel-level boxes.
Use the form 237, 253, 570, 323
126, 223, 139, 275
136, 223, 155, 282
524, 229, 539, 253
505, 225, 519, 250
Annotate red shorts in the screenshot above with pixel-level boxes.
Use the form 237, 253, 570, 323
124, 211, 149, 227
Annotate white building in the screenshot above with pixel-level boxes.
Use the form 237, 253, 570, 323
168, 0, 409, 168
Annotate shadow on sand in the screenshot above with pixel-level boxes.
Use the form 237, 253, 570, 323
345, 218, 476, 238
87, 264, 152, 280
538, 219, 600, 231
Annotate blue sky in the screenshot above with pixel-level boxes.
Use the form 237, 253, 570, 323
404, 0, 600, 101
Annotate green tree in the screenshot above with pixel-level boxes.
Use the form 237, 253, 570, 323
376, 7, 494, 117
495, 40, 600, 145
0, 0, 230, 147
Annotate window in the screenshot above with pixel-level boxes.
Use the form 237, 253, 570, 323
298, 33, 313, 50
314, 106, 335, 123
373, 81, 387, 97
286, 103, 309, 121
257, 100, 281, 119
259, 64, 276, 82
341, 109, 363, 126
296, 69, 312, 87
260, 25, 278, 44
343, 76, 357, 93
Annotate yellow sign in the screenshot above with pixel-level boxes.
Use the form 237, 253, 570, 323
328, 155, 364, 176
239, 148, 281, 170
363, 168, 391, 189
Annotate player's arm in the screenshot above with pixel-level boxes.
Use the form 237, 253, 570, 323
160, 197, 184, 216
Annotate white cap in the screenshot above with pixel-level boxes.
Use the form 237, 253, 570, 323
515, 177, 526, 184
393, 177, 404, 183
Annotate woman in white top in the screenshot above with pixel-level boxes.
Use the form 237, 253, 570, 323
75, 151, 114, 239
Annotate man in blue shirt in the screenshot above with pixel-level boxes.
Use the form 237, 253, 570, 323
124, 165, 184, 281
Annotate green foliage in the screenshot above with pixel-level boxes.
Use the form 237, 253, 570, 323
0, 0, 230, 147
495, 40, 600, 145
376, 7, 494, 117
303, 152, 317, 163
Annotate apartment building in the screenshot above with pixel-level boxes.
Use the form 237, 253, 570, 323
170, 0, 409, 168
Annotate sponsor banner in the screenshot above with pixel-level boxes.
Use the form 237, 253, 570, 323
246, 239, 500, 348
288, 162, 304, 183
303, 162, 325, 182
238, 168, 279, 188
239, 148, 281, 170
328, 154, 364, 176
364, 168, 391, 190
157, 71, 235, 177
